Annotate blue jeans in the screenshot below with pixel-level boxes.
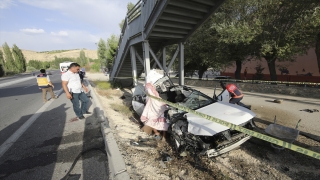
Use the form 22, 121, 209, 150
70, 92, 89, 117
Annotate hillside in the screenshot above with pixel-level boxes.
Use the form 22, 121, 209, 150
0, 48, 98, 62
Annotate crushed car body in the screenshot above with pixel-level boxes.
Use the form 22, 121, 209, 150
132, 70, 256, 157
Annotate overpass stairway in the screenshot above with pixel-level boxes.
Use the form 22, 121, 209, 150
110, 0, 225, 87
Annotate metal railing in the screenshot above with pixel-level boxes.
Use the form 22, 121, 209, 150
111, 0, 142, 77
127, 0, 142, 24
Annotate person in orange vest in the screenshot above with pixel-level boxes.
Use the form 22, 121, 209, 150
220, 81, 245, 106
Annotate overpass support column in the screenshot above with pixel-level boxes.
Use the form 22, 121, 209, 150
130, 46, 137, 87
179, 42, 184, 86
143, 41, 151, 82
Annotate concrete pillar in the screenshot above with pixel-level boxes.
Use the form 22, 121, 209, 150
179, 42, 184, 85
143, 41, 151, 82
130, 46, 137, 87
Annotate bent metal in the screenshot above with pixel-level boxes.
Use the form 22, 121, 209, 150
148, 94, 320, 161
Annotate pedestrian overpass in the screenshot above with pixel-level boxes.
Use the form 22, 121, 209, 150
110, 0, 225, 87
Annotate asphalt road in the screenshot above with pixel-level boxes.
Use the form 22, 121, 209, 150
0, 71, 108, 180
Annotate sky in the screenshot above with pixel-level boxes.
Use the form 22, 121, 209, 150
0, 0, 136, 51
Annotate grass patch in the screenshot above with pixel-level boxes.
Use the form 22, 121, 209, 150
96, 88, 122, 99
110, 103, 132, 117
94, 81, 112, 90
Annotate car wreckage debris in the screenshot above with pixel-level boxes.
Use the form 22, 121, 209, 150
132, 72, 256, 158
300, 109, 319, 113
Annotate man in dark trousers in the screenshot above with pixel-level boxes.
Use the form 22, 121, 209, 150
61, 63, 91, 120
37, 69, 56, 102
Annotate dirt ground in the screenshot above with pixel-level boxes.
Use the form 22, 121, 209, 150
88, 76, 320, 179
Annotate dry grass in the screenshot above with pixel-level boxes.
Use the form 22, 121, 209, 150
96, 89, 122, 99
110, 103, 132, 117
0, 48, 98, 62
94, 81, 112, 90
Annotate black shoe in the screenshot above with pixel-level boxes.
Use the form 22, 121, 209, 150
78, 115, 85, 120
83, 111, 91, 114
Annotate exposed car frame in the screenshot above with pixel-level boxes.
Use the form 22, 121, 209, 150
132, 73, 256, 157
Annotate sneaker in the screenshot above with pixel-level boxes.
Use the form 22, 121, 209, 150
78, 115, 85, 120
83, 111, 92, 114
52, 96, 57, 99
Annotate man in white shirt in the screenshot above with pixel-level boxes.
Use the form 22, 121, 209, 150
61, 63, 90, 120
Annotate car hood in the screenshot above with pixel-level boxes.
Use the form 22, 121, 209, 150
185, 102, 256, 136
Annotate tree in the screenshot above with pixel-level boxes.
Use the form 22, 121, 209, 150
2, 42, 17, 73
97, 38, 108, 68
106, 34, 119, 67
119, 19, 125, 30
127, 2, 134, 11
0, 50, 5, 76
185, 19, 223, 79
12, 44, 27, 73
210, 0, 263, 79
252, 0, 320, 81
316, 33, 320, 72
79, 49, 87, 66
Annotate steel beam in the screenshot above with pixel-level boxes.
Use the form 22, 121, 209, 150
149, 47, 164, 70
135, 51, 144, 66
152, 61, 157, 69
162, 47, 167, 72
130, 46, 138, 86
143, 41, 151, 81
179, 42, 184, 85
167, 46, 179, 73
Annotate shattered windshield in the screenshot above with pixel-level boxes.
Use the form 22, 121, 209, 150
180, 91, 213, 110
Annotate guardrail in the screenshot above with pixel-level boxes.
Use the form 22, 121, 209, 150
110, 0, 142, 77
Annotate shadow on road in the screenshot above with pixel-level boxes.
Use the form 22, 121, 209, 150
0, 103, 68, 179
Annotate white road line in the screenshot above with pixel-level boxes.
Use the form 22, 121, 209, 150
23, 84, 36, 89
0, 76, 35, 89
0, 88, 64, 158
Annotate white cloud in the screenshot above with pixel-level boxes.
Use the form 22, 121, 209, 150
20, 28, 45, 34
1, 0, 136, 51
51, 31, 68, 36
19, 0, 136, 33
0, 0, 14, 9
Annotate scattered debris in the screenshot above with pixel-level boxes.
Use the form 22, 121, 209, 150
129, 116, 143, 126
300, 109, 319, 113
179, 151, 188, 157
93, 78, 320, 180
130, 141, 140, 146
179, 169, 187, 176
159, 161, 167, 169
69, 117, 78, 122
163, 156, 172, 162
136, 136, 142, 142
273, 99, 283, 103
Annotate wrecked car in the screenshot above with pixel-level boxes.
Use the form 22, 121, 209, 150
132, 71, 256, 157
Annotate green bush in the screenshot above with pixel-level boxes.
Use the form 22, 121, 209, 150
26, 66, 37, 72
90, 62, 100, 72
